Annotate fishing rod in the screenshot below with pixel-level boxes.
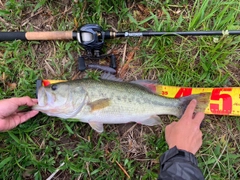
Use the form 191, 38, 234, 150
1, 24, 240, 72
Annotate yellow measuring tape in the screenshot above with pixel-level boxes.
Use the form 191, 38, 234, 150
155, 85, 237, 116
40, 80, 238, 116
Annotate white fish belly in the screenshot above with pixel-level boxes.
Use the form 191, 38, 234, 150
73, 103, 178, 124
76, 114, 154, 124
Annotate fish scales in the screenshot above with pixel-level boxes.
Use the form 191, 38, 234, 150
76, 79, 180, 115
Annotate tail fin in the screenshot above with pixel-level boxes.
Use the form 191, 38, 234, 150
178, 93, 211, 118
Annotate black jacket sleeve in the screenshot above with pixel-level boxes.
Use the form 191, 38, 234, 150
158, 146, 205, 180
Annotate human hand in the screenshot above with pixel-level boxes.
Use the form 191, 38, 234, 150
0, 96, 39, 131
165, 99, 204, 154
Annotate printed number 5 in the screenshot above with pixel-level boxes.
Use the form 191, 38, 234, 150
210, 88, 232, 114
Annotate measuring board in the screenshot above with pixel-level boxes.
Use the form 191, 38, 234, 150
38, 80, 239, 116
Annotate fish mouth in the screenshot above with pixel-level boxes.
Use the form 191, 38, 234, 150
33, 87, 52, 111
37, 87, 47, 106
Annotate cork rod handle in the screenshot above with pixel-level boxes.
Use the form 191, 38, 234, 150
25, 31, 73, 40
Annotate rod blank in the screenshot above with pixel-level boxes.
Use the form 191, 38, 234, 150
115, 30, 240, 38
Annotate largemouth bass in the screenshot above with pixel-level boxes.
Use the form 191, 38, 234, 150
33, 76, 210, 133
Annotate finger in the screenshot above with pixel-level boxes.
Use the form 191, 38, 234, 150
193, 112, 205, 126
32, 99, 38, 103
186, 99, 197, 115
18, 110, 39, 123
10, 96, 38, 107
181, 99, 197, 121
0, 110, 39, 132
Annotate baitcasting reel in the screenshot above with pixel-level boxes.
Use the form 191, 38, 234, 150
76, 24, 116, 72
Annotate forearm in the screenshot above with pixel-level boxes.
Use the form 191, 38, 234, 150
158, 146, 204, 180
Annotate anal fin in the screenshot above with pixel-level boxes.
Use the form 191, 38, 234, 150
138, 115, 162, 126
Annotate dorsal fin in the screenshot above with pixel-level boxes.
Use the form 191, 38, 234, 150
101, 73, 158, 93
100, 73, 123, 82
130, 80, 158, 94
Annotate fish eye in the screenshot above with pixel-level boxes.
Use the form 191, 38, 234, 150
51, 84, 57, 91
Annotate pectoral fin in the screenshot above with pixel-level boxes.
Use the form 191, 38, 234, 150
89, 121, 104, 133
138, 115, 162, 126
88, 98, 111, 112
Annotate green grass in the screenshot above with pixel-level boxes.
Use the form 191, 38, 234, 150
0, 0, 240, 179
